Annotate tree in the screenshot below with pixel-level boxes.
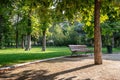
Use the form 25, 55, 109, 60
94, 0, 102, 64
0, 15, 6, 48
54, 0, 103, 64
25, 15, 32, 51
11, 1, 24, 48
0, 0, 13, 48
36, 1, 53, 51
1, 0, 119, 65
21, 0, 37, 51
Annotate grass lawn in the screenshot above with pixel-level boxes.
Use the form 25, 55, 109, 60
0, 47, 70, 67
0, 46, 120, 67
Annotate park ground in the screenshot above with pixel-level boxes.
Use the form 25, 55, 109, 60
0, 53, 120, 80
0, 47, 120, 67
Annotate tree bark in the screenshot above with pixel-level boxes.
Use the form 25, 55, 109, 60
25, 13, 32, 51
0, 15, 5, 49
94, 0, 102, 64
15, 14, 20, 48
15, 30, 19, 48
25, 34, 31, 51
0, 33, 4, 49
42, 30, 46, 51
112, 36, 114, 48
21, 34, 25, 49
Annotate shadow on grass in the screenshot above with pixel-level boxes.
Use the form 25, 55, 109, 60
0, 64, 95, 80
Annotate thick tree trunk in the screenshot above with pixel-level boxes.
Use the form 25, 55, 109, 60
42, 30, 46, 51
25, 34, 31, 51
94, 0, 102, 64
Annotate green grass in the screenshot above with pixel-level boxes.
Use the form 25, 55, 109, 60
89, 47, 120, 53
0, 46, 120, 67
0, 47, 70, 67
102, 47, 120, 53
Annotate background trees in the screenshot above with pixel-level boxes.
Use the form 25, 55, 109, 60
0, 0, 14, 49
0, 0, 120, 64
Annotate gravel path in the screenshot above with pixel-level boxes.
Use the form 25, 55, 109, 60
0, 54, 120, 80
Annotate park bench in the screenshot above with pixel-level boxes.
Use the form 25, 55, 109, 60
68, 45, 93, 56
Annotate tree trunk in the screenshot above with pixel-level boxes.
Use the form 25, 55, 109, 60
25, 13, 32, 51
0, 15, 5, 49
42, 30, 46, 51
25, 34, 31, 51
112, 36, 114, 48
15, 30, 19, 48
0, 31, 1, 47
15, 14, 20, 48
94, 0, 102, 64
21, 34, 25, 49
0, 33, 4, 49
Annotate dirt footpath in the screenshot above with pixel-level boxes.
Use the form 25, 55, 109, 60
0, 54, 120, 80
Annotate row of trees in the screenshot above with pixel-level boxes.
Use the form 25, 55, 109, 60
0, 0, 120, 64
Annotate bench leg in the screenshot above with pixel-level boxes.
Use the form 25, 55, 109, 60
71, 52, 74, 56
71, 51, 77, 56
91, 53, 93, 56
71, 53, 73, 56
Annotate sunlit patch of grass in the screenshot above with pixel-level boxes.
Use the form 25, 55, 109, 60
0, 46, 120, 67
0, 47, 70, 67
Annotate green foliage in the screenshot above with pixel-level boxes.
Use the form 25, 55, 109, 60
48, 21, 86, 46
54, 0, 94, 21
101, 5, 120, 46
0, 0, 120, 48
101, 20, 120, 46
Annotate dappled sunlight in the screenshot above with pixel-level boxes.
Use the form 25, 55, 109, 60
0, 47, 70, 54
1, 53, 120, 79
0, 46, 120, 67
0, 64, 95, 80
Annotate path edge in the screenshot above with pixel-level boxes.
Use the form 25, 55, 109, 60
0, 56, 67, 72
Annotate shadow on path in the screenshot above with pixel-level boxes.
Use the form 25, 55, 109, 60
0, 64, 95, 80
